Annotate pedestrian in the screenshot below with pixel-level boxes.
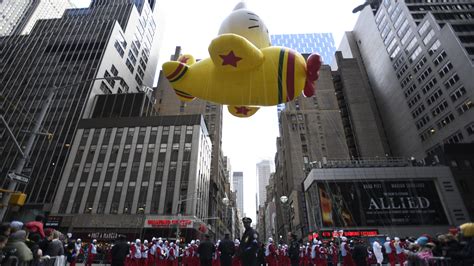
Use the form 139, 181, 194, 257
5, 230, 33, 266
111, 235, 129, 266
45, 230, 64, 256
25, 215, 46, 239
372, 240, 383, 266
239, 217, 258, 266
257, 242, 265, 266
288, 233, 300, 266
351, 239, 367, 266
450, 222, 474, 265
218, 233, 234, 266
198, 234, 216, 266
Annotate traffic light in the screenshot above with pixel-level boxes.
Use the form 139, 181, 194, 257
9, 192, 26, 206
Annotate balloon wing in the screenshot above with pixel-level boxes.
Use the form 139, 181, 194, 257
208, 34, 264, 72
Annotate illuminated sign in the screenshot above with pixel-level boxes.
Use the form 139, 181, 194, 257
146, 219, 192, 227
317, 180, 448, 226
308, 230, 379, 239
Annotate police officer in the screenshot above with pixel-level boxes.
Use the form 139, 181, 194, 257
240, 217, 259, 266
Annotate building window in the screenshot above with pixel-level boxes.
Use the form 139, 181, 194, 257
421, 77, 437, 94
140, 58, 147, 71
126, 59, 134, 73
159, 143, 167, 153
438, 62, 453, 78
413, 56, 427, 74
431, 100, 449, 117
135, 74, 143, 86
100, 81, 112, 94
300, 133, 306, 142
131, 41, 139, 56
394, 14, 404, 28
456, 99, 473, 115
390, 46, 401, 60
417, 67, 432, 83
426, 89, 443, 106
404, 83, 417, 98
450, 86, 466, 102
114, 41, 124, 57
120, 79, 129, 92
397, 20, 409, 37
444, 131, 464, 144
428, 40, 441, 56
128, 50, 137, 65
400, 28, 412, 46
405, 37, 418, 53
423, 29, 435, 46
444, 74, 460, 90
111, 65, 119, 76
433, 51, 447, 66
409, 46, 422, 63
416, 114, 430, 130
137, 66, 145, 79
466, 123, 474, 136
418, 20, 430, 36
408, 93, 421, 108
411, 104, 426, 119
436, 112, 455, 129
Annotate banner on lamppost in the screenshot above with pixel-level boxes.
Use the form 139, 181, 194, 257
318, 180, 448, 227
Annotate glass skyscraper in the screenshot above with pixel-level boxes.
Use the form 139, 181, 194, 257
271, 33, 336, 65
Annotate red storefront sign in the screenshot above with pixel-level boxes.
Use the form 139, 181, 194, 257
146, 219, 192, 227
308, 229, 379, 239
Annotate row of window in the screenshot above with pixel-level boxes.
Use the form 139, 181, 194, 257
426, 89, 443, 106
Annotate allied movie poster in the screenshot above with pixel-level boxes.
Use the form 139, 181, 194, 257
318, 180, 448, 227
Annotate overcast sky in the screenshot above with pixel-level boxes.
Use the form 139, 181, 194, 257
73, 0, 363, 223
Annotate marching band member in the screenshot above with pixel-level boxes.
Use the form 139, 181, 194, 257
384, 237, 396, 266
141, 240, 149, 266
340, 237, 354, 266
168, 242, 178, 266
231, 239, 241, 266
394, 237, 406, 266
265, 238, 278, 266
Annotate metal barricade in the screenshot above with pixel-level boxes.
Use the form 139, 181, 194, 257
37, 255, 67, 266
2, 255, 19, 266
429, 256, 452, 266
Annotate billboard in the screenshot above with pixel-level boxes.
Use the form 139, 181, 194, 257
317, 180, 448, 227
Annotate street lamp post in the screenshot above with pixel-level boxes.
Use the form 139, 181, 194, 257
176, 197, 200, 241
280, 195, 290, 243
222, 197, 230, 237
0, 76, 124, 221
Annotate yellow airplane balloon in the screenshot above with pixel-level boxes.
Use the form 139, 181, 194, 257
162, 3, 322, 118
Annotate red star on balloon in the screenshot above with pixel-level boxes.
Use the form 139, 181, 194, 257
179, 56, 189, 63
219, 51, 242, 67
235, 106, 251, 115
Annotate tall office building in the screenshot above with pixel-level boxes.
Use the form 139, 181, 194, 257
273, 51, 390, 238
271, 33, 336, 65
274, 65, 350, 239
0, 0, 75, 36
338, 0, 473, 159
232, 172, 244, 216
155, 46, 228, 238
271, 33, 337, 115
1, 0, 161, 218
256, 160, 273, 207
50, 92, 212, 240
